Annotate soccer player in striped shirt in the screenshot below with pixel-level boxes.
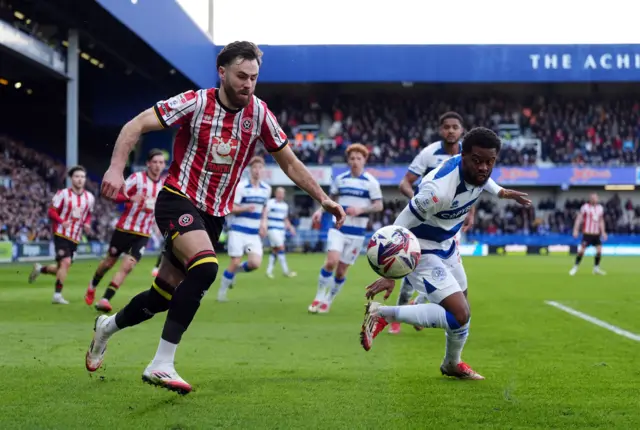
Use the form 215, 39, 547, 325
85, 41, 345, 394
309, 144, 383, 314
29, 166, 94, 304
84, 149, 166, 312
570, 193, 607, 276
264, 187, 297, 278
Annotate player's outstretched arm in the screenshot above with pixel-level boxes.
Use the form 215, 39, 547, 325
399, 171, 420, 199
102, 108, 164, 200
484, 178, 531, 207
573, 212, 583, 238
272, 146, 346, 228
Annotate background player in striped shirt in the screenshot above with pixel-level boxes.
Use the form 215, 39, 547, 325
87, 41, 345, 394
29, 166, 94, 304
85, 149, 166, 312
217, 156, 271, 302
264, 187, 297, 278
309, 143, 383, 314
390, 112, 475, 333
570, 193, 607, 276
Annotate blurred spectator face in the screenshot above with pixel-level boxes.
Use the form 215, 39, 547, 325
440, 118, 463, 144
147, 155, 166, 178
589, 193, 599, 205
71, 170, 86, 190
347, 151, 366, 175
250, 160, 264, 181
275, 187, 285, 201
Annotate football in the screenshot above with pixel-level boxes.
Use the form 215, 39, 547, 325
366, 225, 421, 279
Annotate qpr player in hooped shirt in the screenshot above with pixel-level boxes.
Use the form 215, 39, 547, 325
359, 128, 531, 381
309, 143, 383, 314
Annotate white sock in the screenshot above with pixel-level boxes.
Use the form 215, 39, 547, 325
396, 278, 414, 306
316, 268, 333, 301
267, 254, 276, 275
327, 277, 346, 303
277, 251, 289, 274
151, 338, 178, 366
219, 270, 234, 294
103, 315, 121, 336
379, 303, 448, 328
444, 321, 469, 365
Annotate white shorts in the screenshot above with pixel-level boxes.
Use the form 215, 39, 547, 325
404, 247, 468, 304
326, 228, 365, 266
267, 229, 285, 248
227, 231, 263, 258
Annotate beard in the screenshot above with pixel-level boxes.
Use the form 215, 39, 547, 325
222, 80, 252, 109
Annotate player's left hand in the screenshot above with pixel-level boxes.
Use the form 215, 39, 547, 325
461, 215, 474, 232
322, 199, 346, 228
365, 277, 396, 300
500, 189, 532, 206
259, 224, 267, 238
345, 207, 363, 217
83, 224, 92, 235
602, 232, 608, 241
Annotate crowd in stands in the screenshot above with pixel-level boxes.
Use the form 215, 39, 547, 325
0, 137, 117, 243
268, 94, 640, 167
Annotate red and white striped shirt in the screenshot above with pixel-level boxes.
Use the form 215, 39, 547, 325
580, 203, 604, 235
50, 188, 95, 243
153, 88, 288, 217
115, 171, 163, 236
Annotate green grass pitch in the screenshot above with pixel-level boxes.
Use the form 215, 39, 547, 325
1, 254, 639, 429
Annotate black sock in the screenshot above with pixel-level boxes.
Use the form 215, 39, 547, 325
161, 251, 218, 344
575, 254, 583, 265
595, 253, 601, 266
40, 266, 49, 274
55, 279, 63, 293
91, 272, 105, 288
103, 282, 119, 301
114, 278, 173, 329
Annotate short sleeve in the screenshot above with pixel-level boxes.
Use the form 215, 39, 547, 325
124, 173, 139, 195
330, 176, 339, 196
409, 181, 442, 221
369, 178, 383, 201
259, 104, 288, 153
408, 149, 428, 176
580, 204, 587, 215
483, 178, 503, 196
154, 90, 198, 128
234, 184, 245, 205
51, 190, 64, 209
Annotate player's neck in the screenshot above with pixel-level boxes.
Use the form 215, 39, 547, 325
442, 142, 460, 155
250, 178, 260, 187
70, 186, 84, 195
350, 168, 364, 177
147, 170, 160, 182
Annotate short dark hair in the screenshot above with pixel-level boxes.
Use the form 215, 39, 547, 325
461, 127, 502, 153
439, 111, 463, 126
216, 41, 263, 69
147, 149, 164, 162
67, 165, 86, 178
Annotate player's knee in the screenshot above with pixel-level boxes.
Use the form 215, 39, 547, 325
59, 258, 71, 269
185, 251, 219, 292
148, 278, 175, 313
335, 265, 349, 279
324, 259, 338, 272
449, 308, 470, 327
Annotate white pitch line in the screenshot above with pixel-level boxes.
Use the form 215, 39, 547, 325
545, 300, 640, 342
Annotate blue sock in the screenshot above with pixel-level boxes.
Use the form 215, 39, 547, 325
329, 276, 346, 301
237, 261, 254, 273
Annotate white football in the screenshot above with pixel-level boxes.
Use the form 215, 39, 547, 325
366, 225, 421, 279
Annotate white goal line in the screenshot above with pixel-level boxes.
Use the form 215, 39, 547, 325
545, 300, 640, 342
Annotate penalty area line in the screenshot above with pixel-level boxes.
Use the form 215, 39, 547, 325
545, 300, 640, 342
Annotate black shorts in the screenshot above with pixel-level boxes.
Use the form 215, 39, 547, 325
108, 230, 149, 261
581, 234, 602, 248
54, 235, 77, 262
155, 186, 224, 269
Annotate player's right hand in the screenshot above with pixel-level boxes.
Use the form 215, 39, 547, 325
321, 199, 346, 228
129, 194, 145, 203
101, 167, 125, 200
62, 221, 71, 229
311, 210, 323, 225
573, 231, 579, 239
365, 277, 396, 300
